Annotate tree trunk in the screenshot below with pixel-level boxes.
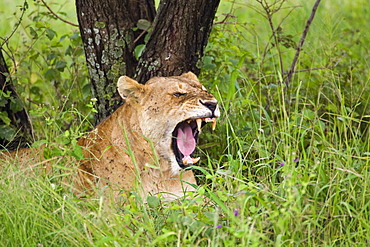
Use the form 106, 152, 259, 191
135, 0, 220, 83
76, 0, 156, 124
76, 0, 220, 124
0, 48, 33, 150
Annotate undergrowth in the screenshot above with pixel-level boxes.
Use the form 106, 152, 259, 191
1, 0, 370, 246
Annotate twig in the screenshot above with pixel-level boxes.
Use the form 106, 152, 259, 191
0, 1, 27, 48
133, 26, 151, 44
27, 98, 41, 106
266, 13, 285, 75
40, 0, 79, 27
214, 21, 249, 26
284, 67, 331, 75
0, 44, 14, 69
284, 0, 322, 88
255, 0, 294, 78
214, 13, 236, 25
282, 53, 345, 75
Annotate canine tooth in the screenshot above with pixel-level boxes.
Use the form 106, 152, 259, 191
192, 157, 200, 164
196, 118, 202, 131
187, 119, 192, 123
212, 119, 217, 130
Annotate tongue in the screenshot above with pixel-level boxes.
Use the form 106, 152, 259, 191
176, 122, 196, 157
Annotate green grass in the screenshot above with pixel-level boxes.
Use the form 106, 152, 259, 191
1, 0, 370, 246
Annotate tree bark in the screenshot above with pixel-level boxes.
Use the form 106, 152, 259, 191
0, 48, 33, 150
76, 0, 156, 124
76, 0, 220, 123
135, 0, 220, 83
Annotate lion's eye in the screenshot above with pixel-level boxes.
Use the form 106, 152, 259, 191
173, 92, 187, 97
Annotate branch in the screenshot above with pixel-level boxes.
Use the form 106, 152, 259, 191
284, 0, 322, 88
40, 0, 79, 27
282, 53, 345, 75
133, 26, 151, 44
214, 13, 236, 25
255, 0, 291, 77
266, 13, 285, 75
0, 1, 27, 48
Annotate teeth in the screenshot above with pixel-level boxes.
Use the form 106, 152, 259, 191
182, 156, 200, 165
186, 118, 217, 131
196, 118, 202, 131
192, 157, 200, 164
212, 119, 217, 130
202, 118, 217, 130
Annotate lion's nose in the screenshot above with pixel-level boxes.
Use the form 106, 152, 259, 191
200, 100, 218, 113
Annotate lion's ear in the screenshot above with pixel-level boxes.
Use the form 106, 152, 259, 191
180, 72, 199, 82
117, 76, 144, 99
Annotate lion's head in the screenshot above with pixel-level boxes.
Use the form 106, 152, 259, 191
117, 72, 220, 174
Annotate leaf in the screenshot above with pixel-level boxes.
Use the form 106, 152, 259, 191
47, 52, 57, 61
59, 35, 67, 42
302, 109, 315, 120
0, 90, 10, 107
205, 187, 237, 222
30, 86, 41, 96
72, 144, 84, 160
0, 99, 7, 107
44, 68, 59, 80
69, 32, 79, 40
327, 104, 337, 112
35, 21, 48, 28
0, 125, 16, 141
55, 60, 67, 71
152, 232, 176, 245
226, 69, 240, 101
29, 27, 38, 39
46, 28, 56, 40
65, 45, 73, 56
137, 19, 151, 30
202, 55, 216, 70
56, 135, 70, 145
0, 112, 11, 125
10, 97, 24, 113
82, 84, 92, 99
146, 196, 160, 208
203, 55, 214, 64
134, 44, 145, 59
51, 146, 64, 156
31, 139, 48, 147
0, 89, 11, 98
203, 63, 216, 70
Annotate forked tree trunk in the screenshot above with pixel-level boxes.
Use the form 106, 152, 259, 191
0, 48, 33, 149
1, 0, 220, 147
76, 0, 220, 124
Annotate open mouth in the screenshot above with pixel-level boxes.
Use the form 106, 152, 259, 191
172, 118, 217, 168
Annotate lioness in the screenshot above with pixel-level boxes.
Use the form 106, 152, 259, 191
2, 72, 220, 200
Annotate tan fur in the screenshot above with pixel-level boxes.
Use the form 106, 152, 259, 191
1, 72, 220, 200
